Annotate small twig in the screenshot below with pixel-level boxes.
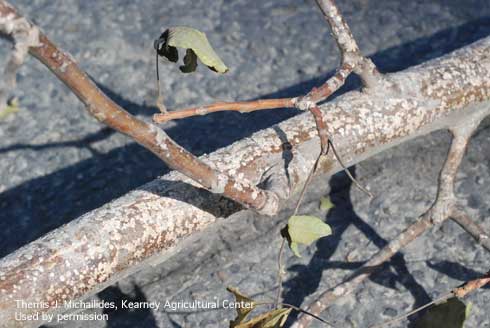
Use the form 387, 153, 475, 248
450, 207, 490, 252
153, 98, 295, 123
309, 106, 330, 154
294, 63, 354, 107
153, 61, 354, 124
256, 301, 334, 327
292, 214, 434, 328
453, 269, 490, 298
293, 116, 483, 327
328, 139, 373, 198
370, 270, 490, 328
313, 0, 381, 88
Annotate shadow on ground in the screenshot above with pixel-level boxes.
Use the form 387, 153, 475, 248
97, 284, 159, 328
282, 169, 432, 326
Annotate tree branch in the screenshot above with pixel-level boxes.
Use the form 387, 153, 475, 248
0, 1, 280, 216
153, 98, 295, 123
153, 0, 372, 124
450, 207, 490, 252
292, 111, 486, 327
313, 0, 381, 88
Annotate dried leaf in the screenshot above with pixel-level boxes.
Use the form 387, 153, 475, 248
235, 308, 292, 328
414, 297, 470, 328
227, 287, 256, 327
155, 26, 228, 73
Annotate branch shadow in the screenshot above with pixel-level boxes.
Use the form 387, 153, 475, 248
282, 169, 432, 326
97, 284, 158, 328
426, 260, 490, 291
0, 16, 489, 263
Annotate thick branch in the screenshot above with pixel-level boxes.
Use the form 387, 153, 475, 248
1, 21, 490, 328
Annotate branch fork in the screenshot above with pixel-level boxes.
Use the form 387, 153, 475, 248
153, 0, 381, 124
293, 110, 490, 327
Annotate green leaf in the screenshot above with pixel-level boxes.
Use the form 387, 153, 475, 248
234, 308, 291, 328
286, 215, 331, 257
319, 196, 334, 211
227, 287, 256, 327
290, 242, 301, 258
155, 26, 229, 73
414, 297, 470, 328
288, 215, 332, 246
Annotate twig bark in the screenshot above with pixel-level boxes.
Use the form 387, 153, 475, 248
450, 207, 490, 252
152, 63, 354, 123
313, 0, 380, 88
153, 98, 295, 123
292, 112, 486, 327
0, 1, 279, 216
